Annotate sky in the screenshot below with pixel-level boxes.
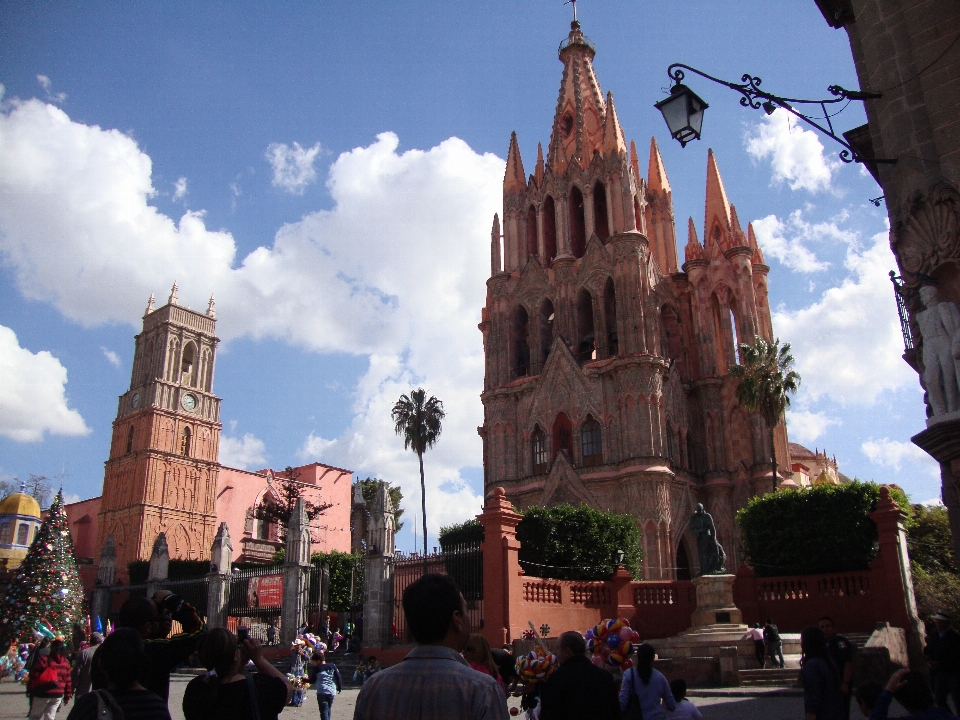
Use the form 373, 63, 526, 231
0, 1, 943, 554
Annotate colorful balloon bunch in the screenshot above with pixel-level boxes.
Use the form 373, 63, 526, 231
515, 646, 558, 684
298, 633, 327, 652
585, 618, 639, 671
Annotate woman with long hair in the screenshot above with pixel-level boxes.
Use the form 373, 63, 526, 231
182, 629, 292, 720
619, 643, 676, 720
66, 628, 169, 720
28, 639, 72, 720
800, 626, 846, 720
463, 634, 505, 693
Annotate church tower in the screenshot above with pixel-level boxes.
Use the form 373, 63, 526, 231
479, 20, 786, 579
96, 285, 222, 570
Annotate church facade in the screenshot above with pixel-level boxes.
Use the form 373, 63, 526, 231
479, 20, 793, 579
65, 286, 352, 574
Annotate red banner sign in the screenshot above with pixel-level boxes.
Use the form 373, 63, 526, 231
247, 574, 283, 608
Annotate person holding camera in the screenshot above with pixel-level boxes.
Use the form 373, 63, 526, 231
92, 590, 204, 703
182, 629, 293, 720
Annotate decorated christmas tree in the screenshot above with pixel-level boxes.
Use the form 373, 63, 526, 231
0, 491, 85, 647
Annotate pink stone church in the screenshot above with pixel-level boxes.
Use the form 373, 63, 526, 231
65, 288, 352, 577
479, 20, 803, 580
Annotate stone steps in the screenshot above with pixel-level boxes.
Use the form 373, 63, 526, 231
739, 668, 802, 687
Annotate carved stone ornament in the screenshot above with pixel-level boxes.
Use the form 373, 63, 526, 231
894, 182, 960, 277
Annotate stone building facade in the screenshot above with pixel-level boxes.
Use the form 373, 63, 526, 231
813, 0, 960, 566
479, 21, 792, 579
69, 287, 352, 574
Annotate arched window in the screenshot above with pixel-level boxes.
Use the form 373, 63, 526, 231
532, 426, 547, 474
603, 278, 618, 357
542, 197, 557, 265
576, 288, 595, 362
126, 425, 135, 455
180, 427, 192, 457
181, 342, 196, 385
539, 299, 555, 364
570, 186, 586, 258
526, 205, 538, 261
511, 305, 531, 377
16, 523, 29, 546
0, 522, 12, 545
552, 412, 573, 460
581, 416, 602, 466
593, 181, 609, 241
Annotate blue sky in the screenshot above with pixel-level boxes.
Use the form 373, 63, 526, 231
0, 1, 941, 553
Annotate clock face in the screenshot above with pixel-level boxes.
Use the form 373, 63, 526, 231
181, 393, 197, 412
131, 392, 140, 409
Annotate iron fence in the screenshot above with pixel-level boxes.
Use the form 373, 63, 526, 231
390, 543, 483, 644
227, 565, 284, 643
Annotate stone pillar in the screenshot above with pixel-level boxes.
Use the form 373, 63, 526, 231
868, 486, 925, 668
282, 499, 311, 645
92, 535, 116, 626
478, 487, 523, 647
719, 646, 740, 687
362, 481, 396, 648
912, 418, 960, 574
206, 523, 233, 629
610, 566, 636, 623
146, 533, 169, 597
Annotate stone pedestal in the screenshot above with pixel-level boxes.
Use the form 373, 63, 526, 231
691, 574, 742, 627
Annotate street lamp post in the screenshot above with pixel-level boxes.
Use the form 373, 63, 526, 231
655, 63, 896, 167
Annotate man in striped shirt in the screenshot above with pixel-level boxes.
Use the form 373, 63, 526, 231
353, 574, 508, 720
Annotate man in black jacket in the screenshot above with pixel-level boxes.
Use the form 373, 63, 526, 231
539, 631, 619, 720
925, 612, 960, 714
92, 589, 204, 703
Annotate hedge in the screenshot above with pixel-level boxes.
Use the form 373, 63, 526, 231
736, 482, 906, 577
310, 551, 364, 612
439, 504, 643, 581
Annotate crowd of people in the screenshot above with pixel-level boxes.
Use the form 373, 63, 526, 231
4, 578, 957, 720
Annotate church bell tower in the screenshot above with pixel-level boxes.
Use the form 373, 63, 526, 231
96, 284, 222, 570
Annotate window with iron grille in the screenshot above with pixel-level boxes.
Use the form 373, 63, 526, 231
581, 416, 602, 466
532, 427, 547, 474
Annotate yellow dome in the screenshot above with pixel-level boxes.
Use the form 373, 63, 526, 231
0, 493, 41, 518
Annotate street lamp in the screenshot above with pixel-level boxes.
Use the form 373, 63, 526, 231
655, 63, 896, 167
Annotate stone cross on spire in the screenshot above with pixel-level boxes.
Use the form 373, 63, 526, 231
565, 0, 578, 22
206, 294, 216, 318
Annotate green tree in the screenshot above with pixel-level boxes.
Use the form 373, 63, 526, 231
254, 466, 332, 543
310, 550, 364, 613
0, 475, 53, 509
0, 491, 85, 647
356, 477, 404, 533
907, 503, 960, 622
729, 337, 800, 493
392, 388, 444, 571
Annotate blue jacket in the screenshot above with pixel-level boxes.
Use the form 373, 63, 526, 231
619, 667, 676, 720
309, 663, 342, 698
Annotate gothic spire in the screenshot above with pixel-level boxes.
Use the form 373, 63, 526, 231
504, 132, 526, 194
704, 149, 732, 246
748, 222, 766, 264
168, 281, 179, 306
647, 137, 671, 194
491, 213, 502, 276
144, 293, 155, 316
684, 217, 704, 262
601, 91, 626, 156
630, 140, 641, 181
534, 142, 545, 187
729, 205, 749, 248
547, 20, 606, 173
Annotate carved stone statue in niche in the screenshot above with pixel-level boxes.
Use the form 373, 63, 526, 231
917, 285, 960, 418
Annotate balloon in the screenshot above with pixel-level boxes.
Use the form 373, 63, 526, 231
510, 708, 520, 716
585, 629, 595, 640
591, 653, 604, 666
606, 634, 620, 649
619, 627, 633, 641
620, 659, 634, 671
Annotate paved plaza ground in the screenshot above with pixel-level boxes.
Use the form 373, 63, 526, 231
0, 673, 910, 720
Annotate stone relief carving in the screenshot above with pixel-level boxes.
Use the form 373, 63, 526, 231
894, 183, 960, 277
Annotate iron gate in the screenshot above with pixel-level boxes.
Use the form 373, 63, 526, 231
227, 565, 284, 643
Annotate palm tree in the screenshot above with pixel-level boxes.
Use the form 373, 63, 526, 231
392, 388, 445, 573
729, 337, 800, 493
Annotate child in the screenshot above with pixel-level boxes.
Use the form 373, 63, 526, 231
669, 678, 702, 720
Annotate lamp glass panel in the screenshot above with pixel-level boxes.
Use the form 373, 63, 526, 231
657, 90, 692, 138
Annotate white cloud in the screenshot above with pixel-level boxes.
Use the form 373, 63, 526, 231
220, 432, 268, 470
0, 325, 90, 442
745, 109, 838, 193
861, 438, 940, 478
299, 433, 335, 460
100, 347, 121, 367
36, 75, 67, 104
752, 213, 830, 273
265, 141, 321, 195
786, 409, 838, 445
773, 228, 915, 405
172, 177, 188, 201
62, 493, 81, 505
0, 98, 503, 533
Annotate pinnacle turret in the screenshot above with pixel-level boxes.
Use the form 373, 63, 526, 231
601, 91, 627, 156
168, 281, 179, 306
647, 137, 671, 194
144, 293, 155, 316
684, 217, 704, 262
704, 149, 732, 248
504, 132, 526, 195
491, 213, 502, 276
534, 143, 545, 187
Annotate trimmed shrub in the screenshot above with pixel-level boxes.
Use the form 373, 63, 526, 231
439, 519, 484, 549
736, 482, 898, 577
311, 550, 363, 612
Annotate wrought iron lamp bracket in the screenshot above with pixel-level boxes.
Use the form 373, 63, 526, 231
665, 63, 895, 166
